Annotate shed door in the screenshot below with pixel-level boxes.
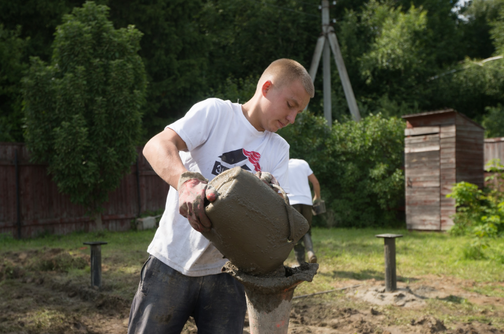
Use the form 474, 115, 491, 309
405, 127, 441, 230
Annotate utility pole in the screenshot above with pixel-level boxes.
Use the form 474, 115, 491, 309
307, 0, 361, 124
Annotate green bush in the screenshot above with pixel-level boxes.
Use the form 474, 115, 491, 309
280, 112, 405, 228
209, 76, 258, 106
22, 2, 147, 223
482, 104, 504, 138
447, 159, 504, 259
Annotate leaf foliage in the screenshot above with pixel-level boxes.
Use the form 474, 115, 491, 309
22, 1, 147, 214
280, 111, 405, 228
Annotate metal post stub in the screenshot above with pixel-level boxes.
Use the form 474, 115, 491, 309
375, 234, 402, 292
83, 241, 108, 288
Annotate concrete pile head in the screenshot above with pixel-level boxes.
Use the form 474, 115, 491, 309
223, 262, 319, 334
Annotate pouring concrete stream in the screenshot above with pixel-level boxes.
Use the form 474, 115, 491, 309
204, 167, 319, 333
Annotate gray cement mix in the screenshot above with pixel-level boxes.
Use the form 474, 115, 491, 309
204, 167, 310, 276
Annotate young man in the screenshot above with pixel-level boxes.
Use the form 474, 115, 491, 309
287, 158, 321, 264
127, 59, 314, 334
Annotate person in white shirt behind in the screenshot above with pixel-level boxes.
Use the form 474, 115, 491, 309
287, 158, 321, 264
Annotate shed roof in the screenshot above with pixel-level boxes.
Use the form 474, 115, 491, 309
402, 109, 484, 130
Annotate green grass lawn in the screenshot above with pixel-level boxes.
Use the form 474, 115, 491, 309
2, 227, 504, 299
2, 226, 504, 332
286, 227, 504, 298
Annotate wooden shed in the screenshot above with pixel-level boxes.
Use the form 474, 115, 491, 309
402, 109, 484, 231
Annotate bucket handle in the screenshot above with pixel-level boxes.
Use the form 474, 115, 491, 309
271, 184, 295, 242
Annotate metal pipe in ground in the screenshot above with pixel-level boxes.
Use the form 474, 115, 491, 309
223, 262, 318, 334
83, 241, 108, 288
375, 234, 402, 292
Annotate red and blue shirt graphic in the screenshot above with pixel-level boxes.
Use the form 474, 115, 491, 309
211, 148, 261, 175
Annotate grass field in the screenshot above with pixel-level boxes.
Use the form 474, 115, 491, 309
2, 227, 504, 333
292, 228, 504, 297
2, 227, 504, 298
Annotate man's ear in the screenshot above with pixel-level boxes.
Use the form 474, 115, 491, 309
262, 80, 273, 96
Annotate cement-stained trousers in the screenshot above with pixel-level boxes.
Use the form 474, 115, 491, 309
127, 255, 246, 334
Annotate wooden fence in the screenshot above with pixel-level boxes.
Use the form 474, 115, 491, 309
484, 137, 504, 168
0, 143, 169, 238
484, 137, 504, 190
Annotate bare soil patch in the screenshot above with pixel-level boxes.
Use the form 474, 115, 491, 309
1, 249, 503, 333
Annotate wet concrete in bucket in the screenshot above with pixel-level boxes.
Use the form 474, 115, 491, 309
203, 167, 310, 276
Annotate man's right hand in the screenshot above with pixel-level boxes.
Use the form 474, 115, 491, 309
255, 171, 280, 187
178, 172, 218, 233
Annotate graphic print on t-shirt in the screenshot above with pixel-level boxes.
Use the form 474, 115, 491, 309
211, 148, 261, 175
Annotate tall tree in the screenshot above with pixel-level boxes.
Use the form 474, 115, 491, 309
3, 0, 504, 143
105, 0, 212, 138
334, 1, 433, 119
23, 2, 147, 229
394, 0, 464, 66
0, 25, 28, 142
0, 0, 94, 62
459, 0, 504, 59
332, 0, 504, 122
426, 0, 504, 124
0, 0, 107, 143
199, 0, 321, 108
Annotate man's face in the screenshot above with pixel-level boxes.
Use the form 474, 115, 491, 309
259, 79, 311, 133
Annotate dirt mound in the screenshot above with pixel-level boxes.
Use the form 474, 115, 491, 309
453, 322, 504, 334
351, 286, 427, 308
31, 248, 88, 272
1, 248, 504, 333
0, 272, 131, 334
410, 315, 447, 332
290, 304, 378, 333
1, 248, 88, 280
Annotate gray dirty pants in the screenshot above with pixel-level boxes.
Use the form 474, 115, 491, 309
127, 255, 246, 334
292, 204, 313, 263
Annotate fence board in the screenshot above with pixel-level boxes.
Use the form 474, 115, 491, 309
0, 143, 169, 238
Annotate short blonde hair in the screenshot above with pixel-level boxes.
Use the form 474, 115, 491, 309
260, 59, 314, 98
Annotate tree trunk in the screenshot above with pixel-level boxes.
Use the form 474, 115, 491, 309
94, 213, 104, 231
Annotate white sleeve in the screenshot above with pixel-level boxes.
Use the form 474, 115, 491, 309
167, 99, 220, 151
304, 160, 314, 177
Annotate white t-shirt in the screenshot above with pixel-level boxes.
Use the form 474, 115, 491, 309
147, 98, 291, 277
287, 159, 313, 206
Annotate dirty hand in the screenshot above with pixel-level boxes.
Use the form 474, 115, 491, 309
178, 171, 218, 233
255, 171, 280, 187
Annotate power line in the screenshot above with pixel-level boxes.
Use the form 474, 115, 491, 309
428, 55, 504, 81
